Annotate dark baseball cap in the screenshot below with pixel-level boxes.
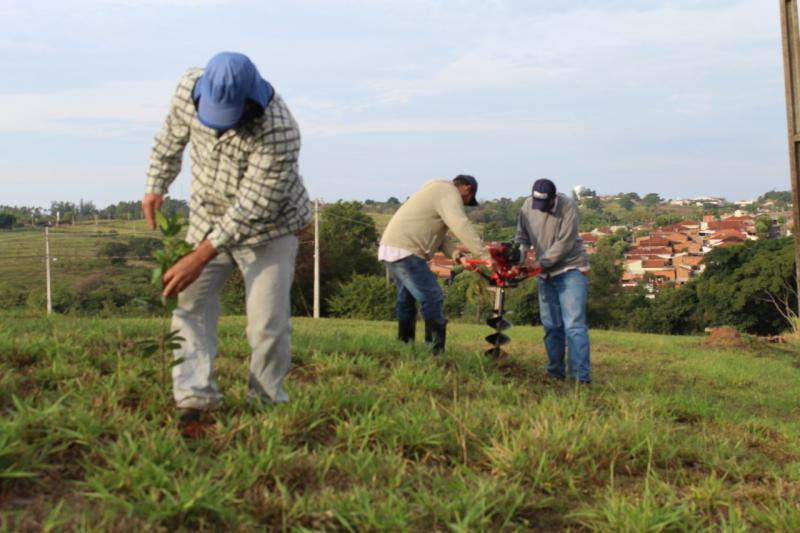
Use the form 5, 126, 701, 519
193, 52, 273, 130
454, 174, 479, 206
531, 178, 557, 211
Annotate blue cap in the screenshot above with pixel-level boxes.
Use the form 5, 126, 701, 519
193, 52, 273, 130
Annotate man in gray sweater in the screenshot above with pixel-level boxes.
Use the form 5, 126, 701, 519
515, 179, 591, 383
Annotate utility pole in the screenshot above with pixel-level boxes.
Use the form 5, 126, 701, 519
313, 199, 320, 319
45, 227, 52, 315
780, 0, 800, 316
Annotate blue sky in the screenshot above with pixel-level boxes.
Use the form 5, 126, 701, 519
0, 0, 789, 207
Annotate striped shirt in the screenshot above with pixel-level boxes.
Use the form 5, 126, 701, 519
145, 68, 312, 250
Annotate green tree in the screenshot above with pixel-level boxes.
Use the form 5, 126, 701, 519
329, 275, 396, 320
582, 197, 602, 211
694, 238, 796, 335
587, 238, 626, 328
507, 278, 540, 326
757, 190, 791, 206
642, 193, 662, 206
630, 284, 702, 334
292, 201, 383, 316
0, 214, 15, 230
755, 216, 772, 239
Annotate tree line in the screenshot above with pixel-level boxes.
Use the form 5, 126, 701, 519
0, 198, 189, 227
2, 196, 796, 336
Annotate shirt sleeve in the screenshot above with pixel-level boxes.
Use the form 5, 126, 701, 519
439, 237, 460, 260
514, 207, 531, 247
435, 186, 488, 259
206, 122, 301, 250
145, 80, 191, 195
537, 201, 580, 269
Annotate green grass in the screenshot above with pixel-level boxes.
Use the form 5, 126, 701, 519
1, 314, 800, 531
0, 220, 159, 303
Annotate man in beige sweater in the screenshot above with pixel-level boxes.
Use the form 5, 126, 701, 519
379, 175, 490, 354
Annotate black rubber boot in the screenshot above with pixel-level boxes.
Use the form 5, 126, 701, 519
426, 319, 447, 355
398, 318, 416, 343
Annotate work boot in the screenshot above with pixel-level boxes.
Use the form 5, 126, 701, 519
398, 318, 416, 343
426, 319, 447, 355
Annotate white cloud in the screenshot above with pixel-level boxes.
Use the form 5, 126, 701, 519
0, 81, 173, 137
301, 116, 575, 137
359, 0, 779, 110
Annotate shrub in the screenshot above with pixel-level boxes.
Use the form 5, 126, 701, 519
127, 237, 162, 258
97, 241, 130, 266
328, 275, 396, 320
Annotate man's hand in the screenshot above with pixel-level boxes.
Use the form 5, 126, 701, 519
143, 193, 164, 230
162, 240, 217, 297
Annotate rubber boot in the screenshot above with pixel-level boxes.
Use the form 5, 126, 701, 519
398, 318, 416, 343
426, 319, 447, 355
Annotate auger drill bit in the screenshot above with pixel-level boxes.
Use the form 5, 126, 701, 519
464, 242, 541, 360
485, 287, 512, 358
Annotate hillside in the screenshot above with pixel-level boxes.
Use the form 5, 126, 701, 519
2, 315, 800, 530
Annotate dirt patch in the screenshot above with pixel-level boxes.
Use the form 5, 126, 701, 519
284, 418, 337, 450
496, 358, 541, 383
289, 362, 321, 383
2, 349, 40, 369
705, 327, 748, 349
70, 268, 118, 293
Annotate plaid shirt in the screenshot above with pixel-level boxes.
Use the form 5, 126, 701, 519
145, 68, 312, 250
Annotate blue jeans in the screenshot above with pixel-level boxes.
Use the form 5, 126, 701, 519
385, 255, 444, 321
538, 269, 591, 382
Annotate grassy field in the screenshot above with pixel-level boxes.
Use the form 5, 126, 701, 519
0, 221, 159, 302
1, 314, 800, 531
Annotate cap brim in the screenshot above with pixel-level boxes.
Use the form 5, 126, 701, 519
532, 198, 550, 211
197, 98, 245, 130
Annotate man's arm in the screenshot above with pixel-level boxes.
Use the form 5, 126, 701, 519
537, 201, 580, 269
143, 77, 192, 229
436, 188, 488, 259
514, 208, 532, 265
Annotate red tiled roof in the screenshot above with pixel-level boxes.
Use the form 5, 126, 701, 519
673, 255, 704, 268
712, 228, 747, 239
652, 269, 677, 281
636, 237, 670, 247
643, 259, 670, 269
707, 220, 748, 231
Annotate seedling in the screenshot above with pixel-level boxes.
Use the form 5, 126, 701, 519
137, 211, 193, 401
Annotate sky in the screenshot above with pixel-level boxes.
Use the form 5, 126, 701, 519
0, 0, 792, 208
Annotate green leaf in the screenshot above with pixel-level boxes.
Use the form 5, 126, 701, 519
140, 345, 159, 357
156, 210, 169, 233
170, 357, 186, 367
151, 268, 163, 286
175, 241, 193, 256
164, 330, 183, 340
